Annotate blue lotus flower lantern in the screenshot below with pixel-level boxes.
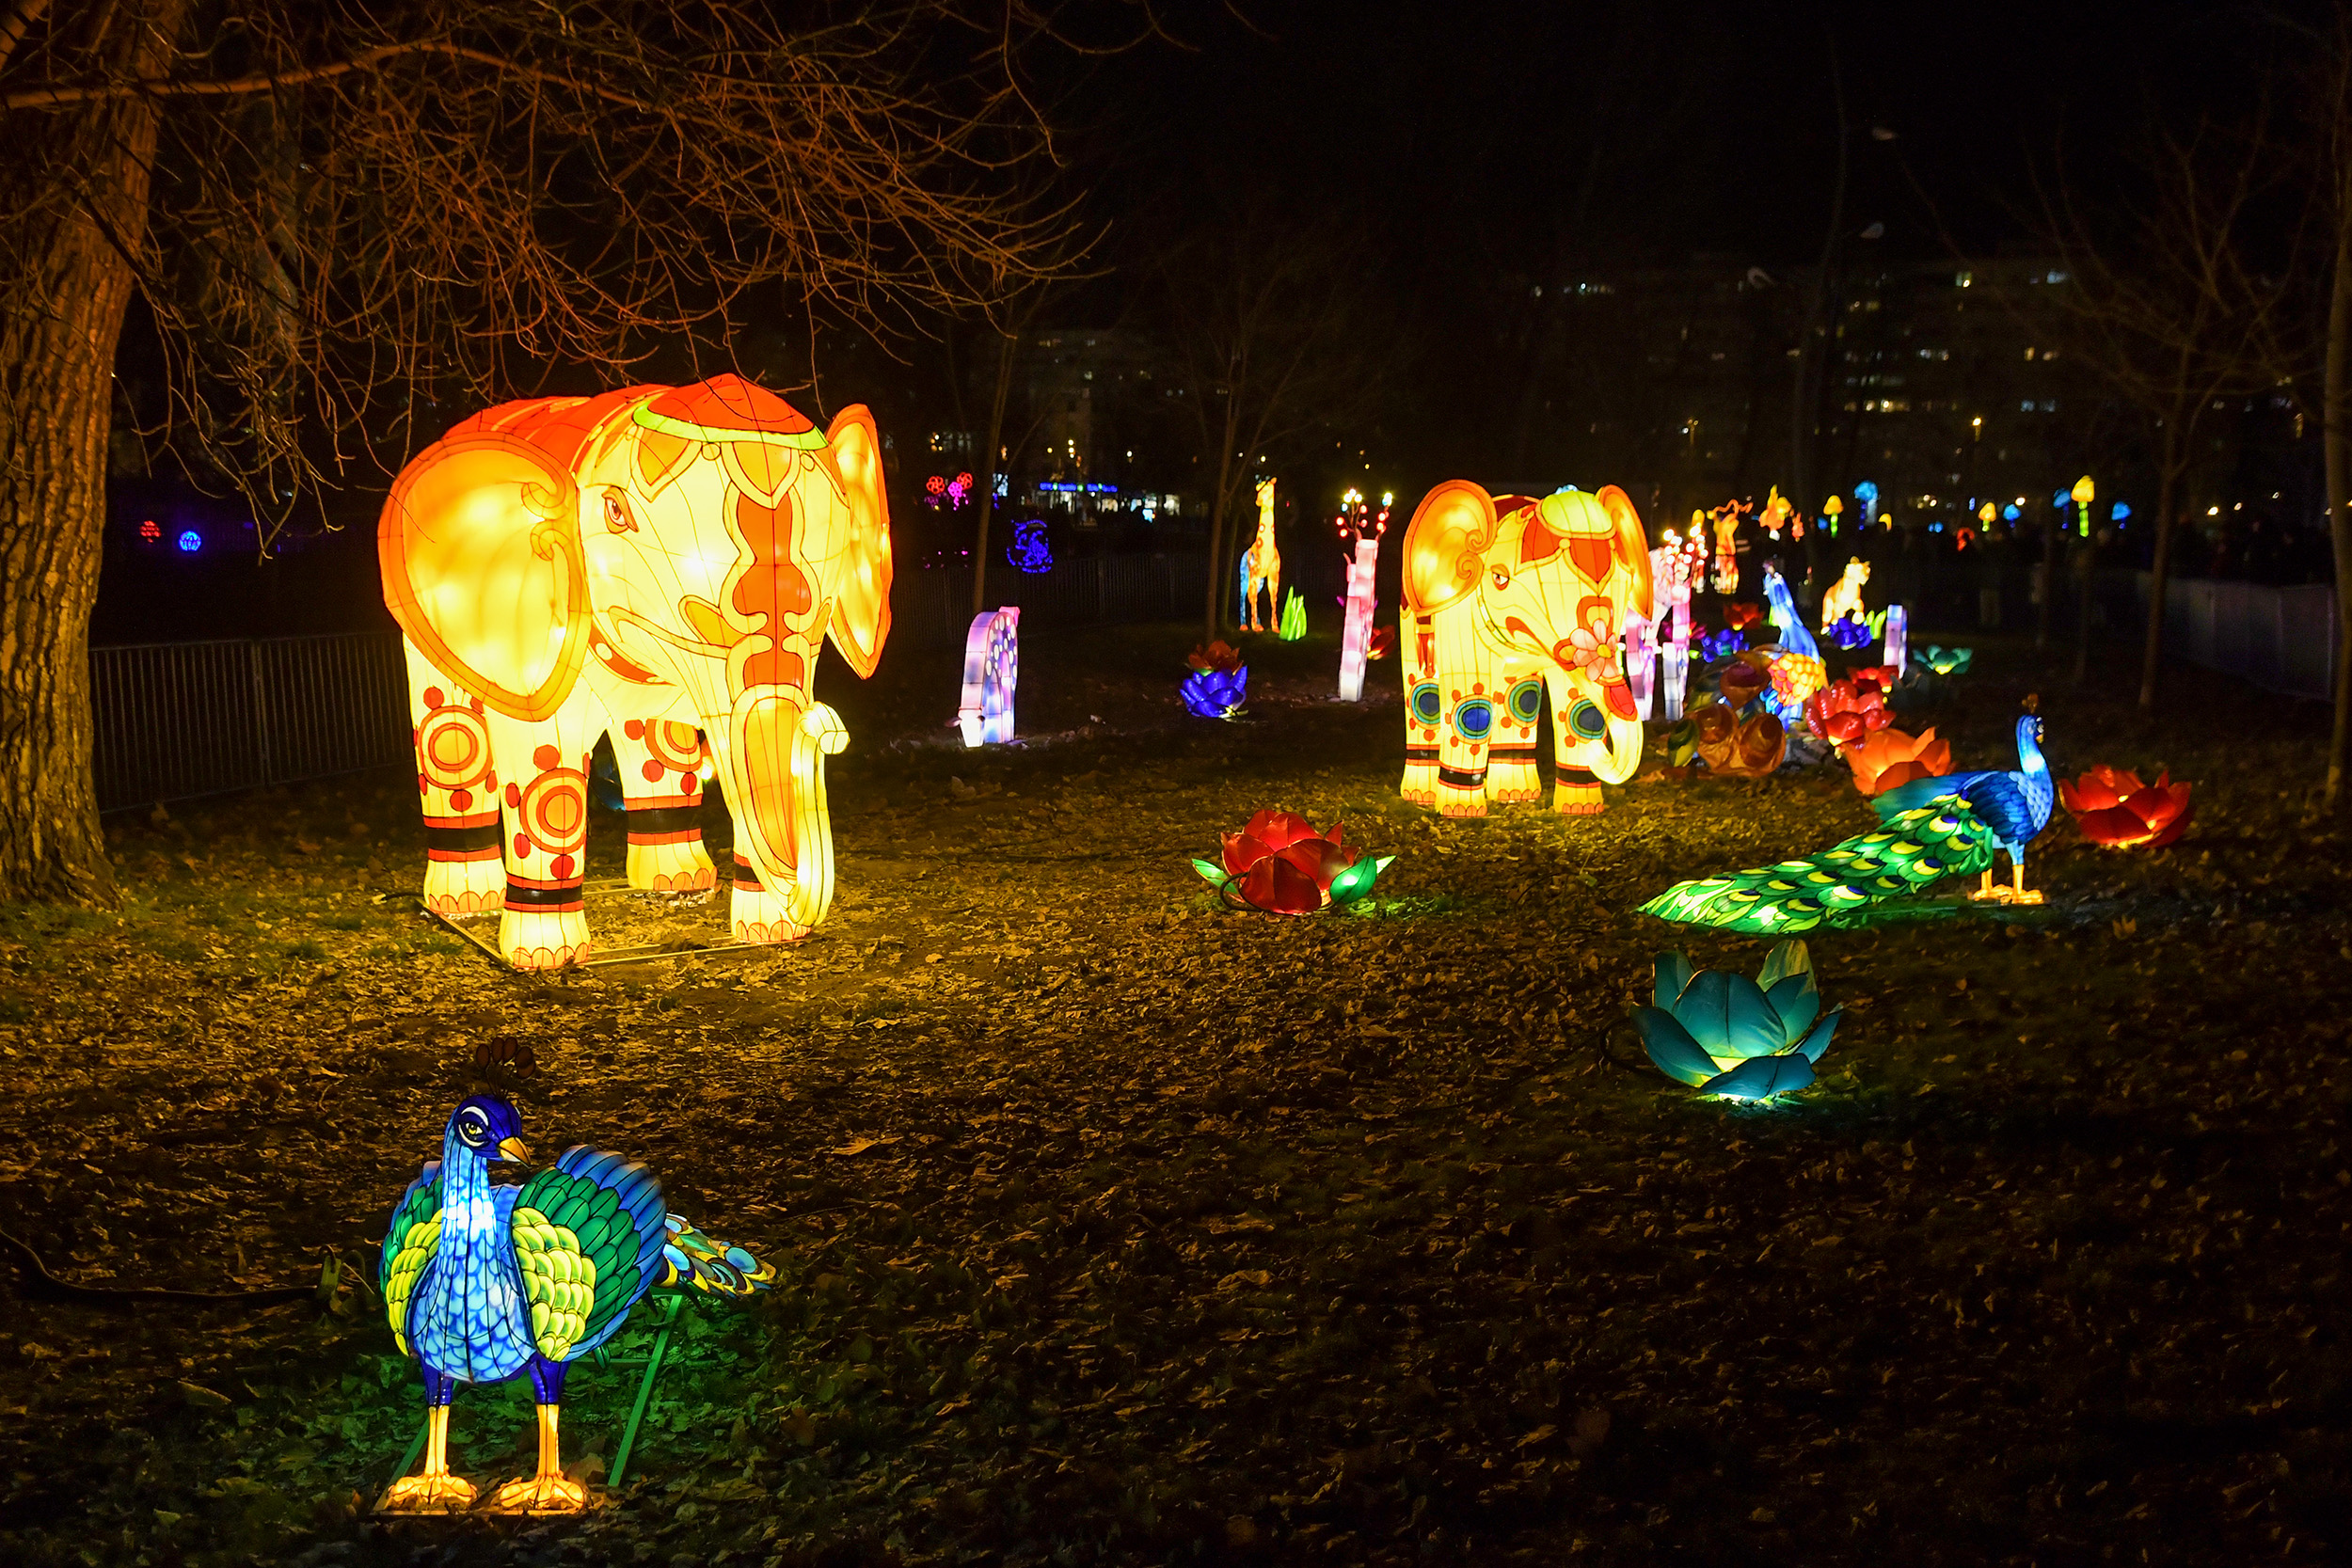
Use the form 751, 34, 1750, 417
1630, 940, 1841, 1101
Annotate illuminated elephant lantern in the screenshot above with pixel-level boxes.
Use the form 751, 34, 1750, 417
1399, 483, 1653, 817
378, 375, 891, 968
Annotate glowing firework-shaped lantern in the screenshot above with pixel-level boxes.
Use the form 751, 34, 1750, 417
1336, 489, 1391, 702
957, 607, 1019, 748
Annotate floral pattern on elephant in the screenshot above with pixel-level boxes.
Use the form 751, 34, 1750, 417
379, 374, 892, 969
1397, 483, 1653, 818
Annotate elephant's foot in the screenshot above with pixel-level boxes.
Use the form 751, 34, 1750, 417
376, 1470, 476, 1515
1486, 761, 1542, 804
422, 856, 503, 916
499, 907, 592, 970
1436, 788, 1488, 819
1553, 781, 1605, 816
1399, 764, 1437, 807
730, 884, 813, 945
627, 835, 716, 893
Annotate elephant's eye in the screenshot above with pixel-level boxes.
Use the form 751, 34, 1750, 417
1490, 567, 1511, 590
604, 493, 637, 533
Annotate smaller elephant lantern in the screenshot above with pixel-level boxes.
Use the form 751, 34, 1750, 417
1398, 483, 1654, 817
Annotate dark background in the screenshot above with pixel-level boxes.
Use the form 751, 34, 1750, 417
93, 0, 2296, 644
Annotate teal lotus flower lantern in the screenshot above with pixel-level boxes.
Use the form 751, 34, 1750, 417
1919, 644, 1973, 676
1630, 941, 1841, 1101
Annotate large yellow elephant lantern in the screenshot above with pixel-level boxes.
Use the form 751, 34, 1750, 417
379, 375, 892, 968
1398, 483, 1652, 817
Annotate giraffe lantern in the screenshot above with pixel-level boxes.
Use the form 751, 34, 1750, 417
1238, 480, 1283, 633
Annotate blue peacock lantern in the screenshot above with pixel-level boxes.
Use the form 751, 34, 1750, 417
376, 1096, 773, 1514
1642, 698, 2056, 931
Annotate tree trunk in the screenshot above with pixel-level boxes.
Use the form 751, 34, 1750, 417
2325, 182, 2352, 808
0, 1, 183, 906
1201, 395, 1240, 642
2137, 432, 2183, 711
2036, 507, 2055, 651
971, 328, 1017, 618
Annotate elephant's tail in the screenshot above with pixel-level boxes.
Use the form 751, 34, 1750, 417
1639, 800, 1999, 933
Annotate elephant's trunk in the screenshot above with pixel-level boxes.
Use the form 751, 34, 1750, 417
1588, 704, 1646, 785
724, 689, 849, 931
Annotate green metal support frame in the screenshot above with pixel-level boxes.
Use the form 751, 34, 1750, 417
387, 1292, 687, 1496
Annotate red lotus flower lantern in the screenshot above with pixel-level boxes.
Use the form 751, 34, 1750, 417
1365, 625, 1395, 660
1187, 641, 1243, 674
2058, 767, 2193, 848
1803, 678, 1894, 745
1724, 602, 1767, 633
1191, 810, 1395, 914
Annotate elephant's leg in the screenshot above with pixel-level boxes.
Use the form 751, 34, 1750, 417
1400, 610, 1441, 806
1485, 666, 1546, 805
484, 711, 596, 970
723, 694, 848, 944
610, 716, 715, 893
1429, 609, 1492, 818
1542, 670, 1611, 816
404, 641, 504, 915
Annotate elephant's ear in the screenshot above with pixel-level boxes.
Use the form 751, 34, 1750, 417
818, 404, 892, 678
378, 433, 591, 721
1597, 484, 1655, 620
1402, 480, 1498, 615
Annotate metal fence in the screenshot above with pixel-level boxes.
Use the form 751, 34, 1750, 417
87, 553, 1212, 812
90, 632, 410, 813
2140, 575, 2339, 702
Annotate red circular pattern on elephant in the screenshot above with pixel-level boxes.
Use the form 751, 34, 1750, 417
416, 705, 494, 793
515, 767, 589, 859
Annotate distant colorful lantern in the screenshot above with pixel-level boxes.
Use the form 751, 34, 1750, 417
1823, 494, 1844, 536
1239, 479, 1283, 632
1819, 557, 1871, 632
1181, 665, 1248, 720
1278, 587, 1307, 641
1335, 488, 1390, 702
1883, 604, 1908, 676
1006, 517, 1053, 574
957, 608, 1019, 747
1190, 809, 1393, 915
1919, 644, 1973, 676
177, 529, 202, 553
1631, 941, 1842, 1101
2071, 474, 2094, 538
138, 518, 161, 543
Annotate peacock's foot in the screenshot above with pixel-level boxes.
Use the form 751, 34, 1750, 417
375, 1471, 478, 1514
1969, 884, 2015, 902
2010, 889, 2045, 905
480, 1471, 592, 1515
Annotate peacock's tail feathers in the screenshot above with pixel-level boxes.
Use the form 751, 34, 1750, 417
513, 1146, 669, 1362
1640, 801, 2001, 933
657, 1212, 776, 1297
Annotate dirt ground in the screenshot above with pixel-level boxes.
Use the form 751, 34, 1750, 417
1, 620, 2348, 1567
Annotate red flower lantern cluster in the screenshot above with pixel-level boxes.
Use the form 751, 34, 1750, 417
1724, 602, 1767, 634
1187, 640, 1243, 674
1802, 678, 1894, 745
2058, 767, 2193, 848
1191, 810, 1394, 915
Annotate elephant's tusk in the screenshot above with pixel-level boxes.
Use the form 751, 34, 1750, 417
605, 603, 737, 658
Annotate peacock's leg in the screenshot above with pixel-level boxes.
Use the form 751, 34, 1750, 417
375, 1370, 476, 1513
484, 1358, 590, 1513
2010, 856, 2044, 905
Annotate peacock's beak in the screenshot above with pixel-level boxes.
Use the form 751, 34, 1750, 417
497, 1136, 531, 1163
